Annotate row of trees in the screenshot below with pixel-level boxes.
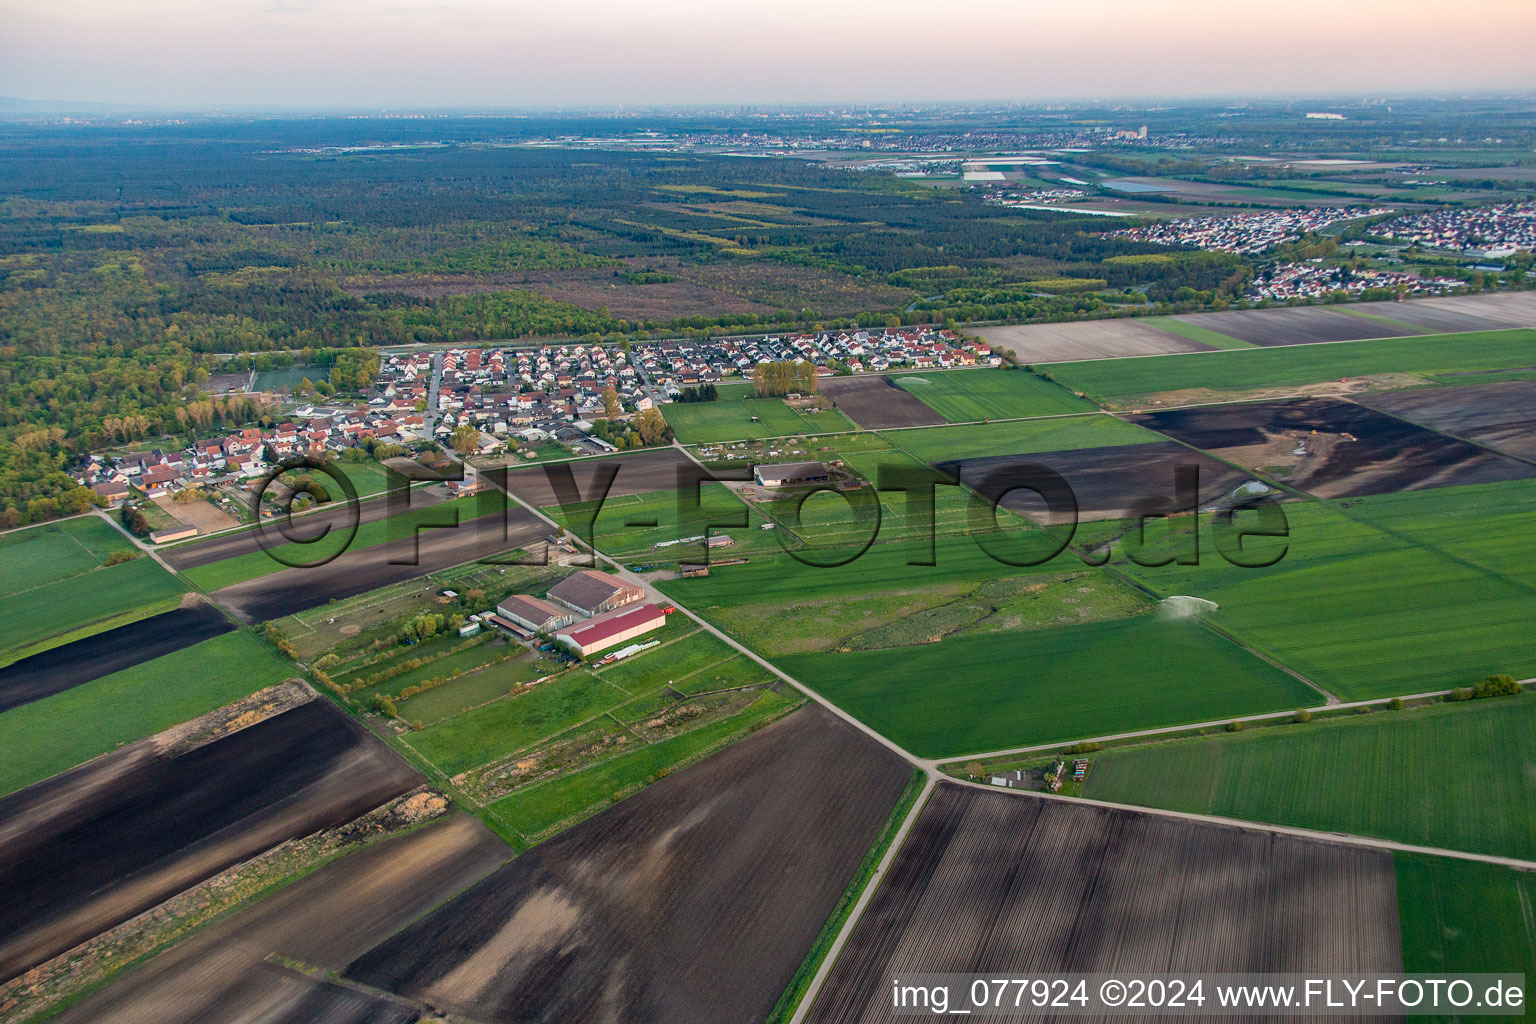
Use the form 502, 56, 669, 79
751, 360, 818, 397
675, 383, 718, 403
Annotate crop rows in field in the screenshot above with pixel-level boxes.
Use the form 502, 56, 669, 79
1106, 480, 1536, 700
888, 368, 1094, 422
776, 616, 1316, 758
805, 785, 1401, 1024
1081, 690, 1536, 859
349, 707, 911, 1024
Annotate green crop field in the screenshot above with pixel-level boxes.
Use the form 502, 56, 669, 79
0, 629, 294, 797
1080, 692, 1536, 858
333, 459, 397, 497
488, 688, 799, 840
774, 615, 1316, 758
1397, 853, 1536, 1013
0, 553, 186, 665
1043, 328, 1536, 402
757, 447, 1037, 553
882, 414, 1162, 463
181, 493, 486, 591
406, 669, 628, 775
662, 395, 855, 443
1104, 482, 1536, 700
0, 516, 138, 598
890, 368, 1095, 421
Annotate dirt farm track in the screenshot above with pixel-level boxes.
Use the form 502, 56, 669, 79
805, 784, 1402, 1024
0, 699, 421, 982
346, 705, 911, 1024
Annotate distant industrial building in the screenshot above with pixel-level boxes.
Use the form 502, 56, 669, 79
495, 594, 575, 633
555, 603, 667, 657
753, 461, 830, 489
546, 569, 646, 617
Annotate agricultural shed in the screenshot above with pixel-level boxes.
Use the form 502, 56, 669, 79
555, 604, 667, 657
546, 569, 645, 617
753, 461, 830, 488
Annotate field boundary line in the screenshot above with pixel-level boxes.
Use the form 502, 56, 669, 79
949, 774, 1536, 871
943, 680, 1535, 764
788, 772, 938, 1024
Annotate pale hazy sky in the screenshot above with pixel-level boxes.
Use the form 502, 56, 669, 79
3, 0, 1534, 109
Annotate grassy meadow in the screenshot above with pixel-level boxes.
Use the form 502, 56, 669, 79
1102, 482, 1536, 700
0, 630, 294, 797
890, 368, 1095, 421
1081, 691, 1536, 859
1, 535, 185, 665
775, 615, 1316, 758
663, 395, 855, 443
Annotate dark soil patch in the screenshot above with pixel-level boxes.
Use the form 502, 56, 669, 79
1129, 398, 1536, 499
1361, 381, 1536, 461
0, 699, 420, 982
0, 603, 233, 712
162, 491, 438, 571
820, 375, 945, 429
805, 784, 1401, 1024
501, 447, 697, 508
347, 267, 776, 320
345, 705, 910, 1024
935, 440, 1262, 523
1176, 305, 1424, 346
211, 507, 549, 624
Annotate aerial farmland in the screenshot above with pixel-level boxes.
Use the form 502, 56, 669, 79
803, 786, 1404, 1024
3, 98, 1535, 1024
